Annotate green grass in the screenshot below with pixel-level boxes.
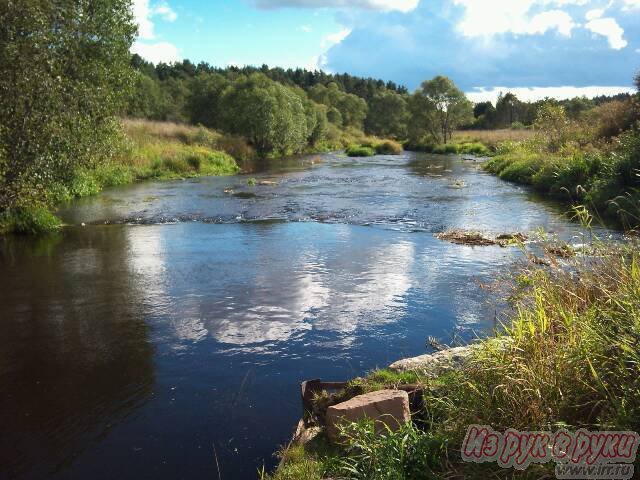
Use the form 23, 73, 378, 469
346, 145, 376, 157
374, 140, 403, 155
484, 133, 640, 228
0, 204, 61, 234
405, 141, 490, 156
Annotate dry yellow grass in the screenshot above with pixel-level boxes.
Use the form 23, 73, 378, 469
453, 129, 534, 148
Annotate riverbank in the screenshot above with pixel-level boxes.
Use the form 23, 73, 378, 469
0, 119, 406, 235
267, 235, 640, 479
0, 120, 241, 235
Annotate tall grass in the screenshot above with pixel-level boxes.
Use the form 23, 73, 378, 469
485, 133, 640, 228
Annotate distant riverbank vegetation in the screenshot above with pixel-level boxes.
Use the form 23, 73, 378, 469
1, 0, 639, 234
485, 79, 640, 229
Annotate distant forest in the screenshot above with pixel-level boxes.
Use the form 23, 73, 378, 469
127, 54, 633, 134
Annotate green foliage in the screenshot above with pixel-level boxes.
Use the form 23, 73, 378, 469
0, 205, 60, 235
0, 0, 136, 213
365, 91, 409, 139
335, 420, 446, 480
374, 140, 403, 155
534, 104, 570, 152
308, 82, 368, 130
485, 124, 640, 228
408, 76, 473, 145
432, 144, 458, 154
346, 145, 376, 157
458, 142, 490, 155
220, 74, 317, 157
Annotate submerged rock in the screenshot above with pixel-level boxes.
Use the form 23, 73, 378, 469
325, 389, 410, 443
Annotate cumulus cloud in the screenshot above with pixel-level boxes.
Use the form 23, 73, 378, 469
131, 0, 179, 64
453, 0, 585, 37
321, 28, 352, 48
253, 0, 419, 13
585, 10, 628, 49
131, 41, 181, 64
323, 0, 640, 91
132, 0, 177, 39
467, 85, 636, 103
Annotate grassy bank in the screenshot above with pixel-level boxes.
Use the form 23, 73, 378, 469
345, 139, 404, 157
0, 120, 241, 234
267, 236, 640, 479
403, 129, 535, 157
484, 130, 640, 228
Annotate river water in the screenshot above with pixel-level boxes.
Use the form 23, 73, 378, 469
0, 152, 599, 479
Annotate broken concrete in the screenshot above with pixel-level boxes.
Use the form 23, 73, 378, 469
325, 389, 410, 443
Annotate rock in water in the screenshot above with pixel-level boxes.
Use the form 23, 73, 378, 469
325, 389, 410, 443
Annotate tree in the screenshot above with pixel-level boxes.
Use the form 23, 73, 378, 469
534, 104, 569, 152
0, 0, 136, 210
495, 92, 523, 127
219, 74, 309, 156
410, 76, 473, 144
186, 73, 229, 128
472, 101, 497, 129
365, 90, 409, 139
308, 82, 368, 130
127, 73, 170, 120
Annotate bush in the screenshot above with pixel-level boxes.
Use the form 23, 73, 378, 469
374, 140, 403, 155
0, 205, 60, 235
458, 142, 490, 155
432, 143, 458, 154
346, 145, 376, 157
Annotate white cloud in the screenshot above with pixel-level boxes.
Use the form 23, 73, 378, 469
321, 28, 352, 48
154, 2, 177, 22
254, 0, 419, 12
132, 0, 154, 39
131, 0, 179, 64
453, 0, 583, 37
527, 10, 576, 36
297, 24, 312, 32
585, 8, 604, 20
131, 41, 181, 64
132, 0, 177, 40
585, 16, 627, 49
467, 85, 636, 103
621, 0, 640, 9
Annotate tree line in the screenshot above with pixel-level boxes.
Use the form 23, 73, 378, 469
127, 55, 635, 152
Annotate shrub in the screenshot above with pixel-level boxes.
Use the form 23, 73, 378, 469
432, 143, 458, 154
187, 155, 202, 171
162, 157, 190, 174
374, 140, 403, 155
458, 142, 490, 155
70, 170, 101, 198
346, 145, 376, 157
0, 205, 60, 235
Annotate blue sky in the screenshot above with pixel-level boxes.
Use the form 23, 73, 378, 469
132, 0, 640, 101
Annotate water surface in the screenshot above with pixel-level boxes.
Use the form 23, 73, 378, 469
0, 152, 599, 479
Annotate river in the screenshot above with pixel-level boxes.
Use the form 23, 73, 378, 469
0, 151, 601, 479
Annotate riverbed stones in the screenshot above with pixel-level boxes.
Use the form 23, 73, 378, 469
325, 389, 410, 443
